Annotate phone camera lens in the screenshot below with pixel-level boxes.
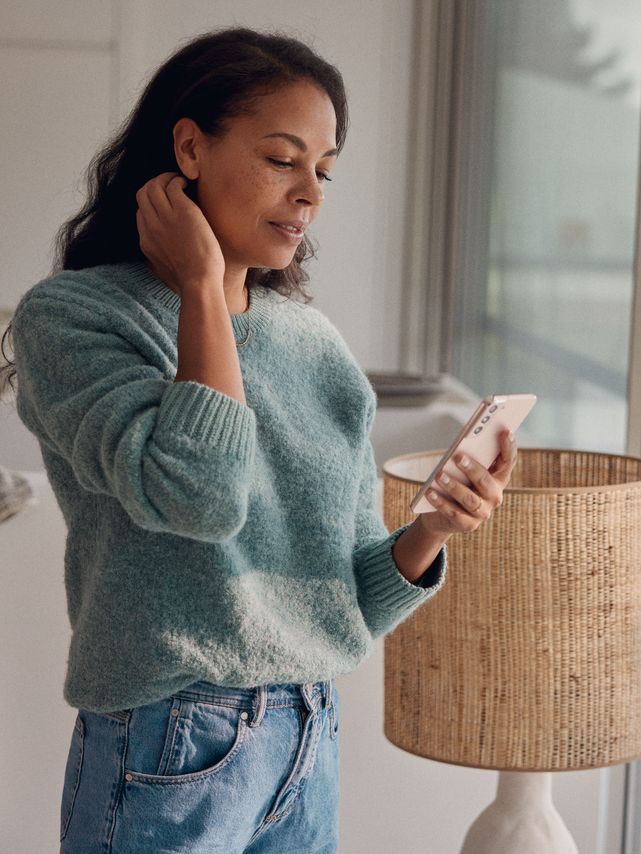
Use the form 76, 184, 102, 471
473, 426, 483, 435
489, 405, 498, 413
481, 416, 490, 424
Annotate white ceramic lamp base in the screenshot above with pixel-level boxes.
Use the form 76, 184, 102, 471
460, 771, 579, 854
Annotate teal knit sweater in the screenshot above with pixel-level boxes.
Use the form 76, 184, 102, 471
12, 262, 446, 713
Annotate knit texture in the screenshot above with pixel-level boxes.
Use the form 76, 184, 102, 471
12, 262, 447, 713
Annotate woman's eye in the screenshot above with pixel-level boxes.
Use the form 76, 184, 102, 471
267, 158, 332, 183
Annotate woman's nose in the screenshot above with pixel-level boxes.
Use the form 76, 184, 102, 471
291, 172, 325, 206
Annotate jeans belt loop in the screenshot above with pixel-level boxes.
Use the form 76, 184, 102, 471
250, 684, 267, 727
325, 679, 333, 711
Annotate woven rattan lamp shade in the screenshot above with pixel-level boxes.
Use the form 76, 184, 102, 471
383, 447, 641, 772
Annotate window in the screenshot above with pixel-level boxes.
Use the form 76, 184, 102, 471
403, 0, 641, 455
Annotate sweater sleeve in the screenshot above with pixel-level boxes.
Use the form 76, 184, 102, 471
12, 289, 256, 543
352, 404, 447, 639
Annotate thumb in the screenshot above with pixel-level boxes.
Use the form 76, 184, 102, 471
166, 175, 192, 206
491, 449, 518, 485
167, 174, 188, 190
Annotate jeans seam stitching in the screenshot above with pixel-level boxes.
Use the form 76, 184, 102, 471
106, 710, 130, 849
60, 713, 84, 842
156, 699, 182, 776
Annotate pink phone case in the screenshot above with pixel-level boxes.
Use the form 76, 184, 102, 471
410, 393, 537, 514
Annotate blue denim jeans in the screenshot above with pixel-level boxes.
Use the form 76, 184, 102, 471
59, 679, 339, 853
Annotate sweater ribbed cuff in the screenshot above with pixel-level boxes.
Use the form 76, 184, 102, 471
357, 523, 448, 615
156, 380, 256, 462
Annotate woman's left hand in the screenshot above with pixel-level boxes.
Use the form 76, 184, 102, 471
420, 429, 518, 537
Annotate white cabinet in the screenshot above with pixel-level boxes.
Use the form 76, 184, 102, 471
1, 471, 72, 852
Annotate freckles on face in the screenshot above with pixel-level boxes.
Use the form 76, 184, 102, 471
200, 156, 279, 232
194, 79, 337, 269
197, 159, 288, 269
246, 161, 283, 204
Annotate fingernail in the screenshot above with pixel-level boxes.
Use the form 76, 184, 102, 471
428, 491, 441, 503
460, 456, 470, 469
439, 473, 450, 485
509, 432, 515, 443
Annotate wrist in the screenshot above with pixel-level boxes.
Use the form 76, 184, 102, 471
178, 278, 226, 299
392, 517, 449, 585
418, 510, 452, 545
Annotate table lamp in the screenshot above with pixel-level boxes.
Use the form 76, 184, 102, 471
383, 447, 641, 854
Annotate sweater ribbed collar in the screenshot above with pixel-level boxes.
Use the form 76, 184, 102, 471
120, 262, 276, 347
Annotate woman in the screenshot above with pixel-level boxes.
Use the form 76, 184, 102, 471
3, 27, 516, 854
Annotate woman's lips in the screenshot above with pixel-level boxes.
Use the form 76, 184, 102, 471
269, 222, 305, 243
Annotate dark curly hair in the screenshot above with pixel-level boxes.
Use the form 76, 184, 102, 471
0, 26, 349, 396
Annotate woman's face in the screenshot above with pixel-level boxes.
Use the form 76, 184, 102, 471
175, 79, 338, 276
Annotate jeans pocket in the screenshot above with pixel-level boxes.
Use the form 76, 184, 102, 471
124, 698, 250, 785
60, 713, 85, 842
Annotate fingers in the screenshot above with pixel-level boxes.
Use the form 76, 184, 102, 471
135, 206, 153, 259
164, 174, 190, 208
448, 456, 502, 509
431, 472, 493, 519
135, 172, 185, 217
136, 185, 160, 221
490, 430, 518, 482
425, 430, 518, 534
135, 175, 189, 261
433, 433, 517, 513
425, 488, 483, 533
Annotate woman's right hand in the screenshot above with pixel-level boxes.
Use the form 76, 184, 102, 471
135, 172, 225, 297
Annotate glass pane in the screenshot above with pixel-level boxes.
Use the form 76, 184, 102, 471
454, 0, 641, 453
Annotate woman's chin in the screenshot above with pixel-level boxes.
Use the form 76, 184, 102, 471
252, 252, 297, 271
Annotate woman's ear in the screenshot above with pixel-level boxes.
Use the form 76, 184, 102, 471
172, 117, 201, 181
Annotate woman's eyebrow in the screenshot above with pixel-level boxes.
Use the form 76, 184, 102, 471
261, 132, 338, 157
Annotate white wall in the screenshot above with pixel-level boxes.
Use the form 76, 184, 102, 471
0, 1, 116, 469
0, 2, 622, 853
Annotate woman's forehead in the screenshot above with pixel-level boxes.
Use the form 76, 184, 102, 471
232, 82, 337, 149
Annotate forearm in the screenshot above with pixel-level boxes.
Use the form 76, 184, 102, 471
174, 287, 247, 405
392, 516, 450, 584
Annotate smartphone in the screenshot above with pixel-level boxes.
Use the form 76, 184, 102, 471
409, 393, 537, 514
